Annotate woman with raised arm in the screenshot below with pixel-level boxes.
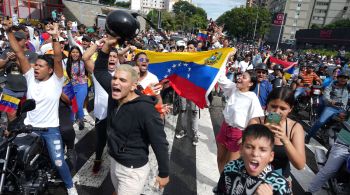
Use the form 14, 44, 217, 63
3, 20, 78, 195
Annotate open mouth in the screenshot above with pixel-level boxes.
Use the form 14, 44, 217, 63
112, 86, 121, 93
249, 160, 259, 171
34, 70, 39, 77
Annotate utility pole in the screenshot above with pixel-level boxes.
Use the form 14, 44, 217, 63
275, 0, 288, 52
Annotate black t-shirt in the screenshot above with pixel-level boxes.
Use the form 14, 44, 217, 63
217, 159, 292, 195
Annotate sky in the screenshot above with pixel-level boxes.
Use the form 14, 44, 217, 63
192, 0, 246, 20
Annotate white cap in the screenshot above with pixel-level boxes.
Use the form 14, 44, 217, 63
176, 40, 186, 47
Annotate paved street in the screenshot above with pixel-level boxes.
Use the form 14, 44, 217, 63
49, 95, 334, 195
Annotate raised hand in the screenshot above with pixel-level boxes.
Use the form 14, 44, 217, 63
1, 19, 13, 32
47, 23, 59, 36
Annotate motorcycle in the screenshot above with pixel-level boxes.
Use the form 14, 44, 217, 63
0, 99, 65, 195
314, 118, 350, 195
309, 85, 323, 125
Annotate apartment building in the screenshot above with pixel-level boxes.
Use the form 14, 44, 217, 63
264, 0, 350, 43
131, 0, 192, 14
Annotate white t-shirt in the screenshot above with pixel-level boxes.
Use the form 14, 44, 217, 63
218, 72, 264, 129
92, 73, 112, 120
40, 43, 53, 55
139, 71, 159, 90
24, 69, 64, 128
239, 60, 252, 72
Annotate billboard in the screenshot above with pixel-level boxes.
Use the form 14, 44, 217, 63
273, 13, 286, 26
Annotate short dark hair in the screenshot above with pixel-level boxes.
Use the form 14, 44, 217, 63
246, 70, 257, 91
242, 124, 274, 149
134, 52, 147, 62
37, 54, 54, 69
267, 87, 295, 108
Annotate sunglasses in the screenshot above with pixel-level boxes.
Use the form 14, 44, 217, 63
138, 58, 149, 63
256, 70, 267, 74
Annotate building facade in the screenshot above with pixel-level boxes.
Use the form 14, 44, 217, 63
263, 0, 350, 43
131, 0, 192, 14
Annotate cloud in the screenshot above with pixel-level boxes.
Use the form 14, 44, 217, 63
192, 0, 245, 19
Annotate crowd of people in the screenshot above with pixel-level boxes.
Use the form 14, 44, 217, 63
0, 11, 349, 195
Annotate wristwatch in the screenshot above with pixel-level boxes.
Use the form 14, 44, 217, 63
52, 38, 59, 42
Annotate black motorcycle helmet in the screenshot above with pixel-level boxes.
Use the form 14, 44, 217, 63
255, 63, 268, 72
105, 10, 140, 40
273, 64, 283, 71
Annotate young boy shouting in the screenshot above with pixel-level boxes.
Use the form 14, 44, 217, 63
217, 124, 292, 195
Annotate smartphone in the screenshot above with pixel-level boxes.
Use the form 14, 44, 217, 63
266, 112, 282, 124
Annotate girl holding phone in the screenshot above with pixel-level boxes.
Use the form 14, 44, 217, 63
249, 87, 306, 181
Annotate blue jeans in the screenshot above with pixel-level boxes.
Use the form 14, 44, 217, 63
307, 106, 342, 140
73, 83, 88, 121
294, 87, 307, 99
308, 139, 350, 192
37, 127, 73, 188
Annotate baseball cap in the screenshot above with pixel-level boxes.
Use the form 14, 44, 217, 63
82, 35, 91, 42
14, 31, 26, 40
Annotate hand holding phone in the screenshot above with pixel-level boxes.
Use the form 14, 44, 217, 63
266, 112, 282, 124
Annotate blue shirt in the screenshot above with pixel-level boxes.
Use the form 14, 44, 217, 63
253, 80, 272, 108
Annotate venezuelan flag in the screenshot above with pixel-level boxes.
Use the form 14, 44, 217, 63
270, 57, 297, 80
0, 94, 20, 113
63, 81, 78, 113
137, 48, 235, 108
197, 30, 208, 42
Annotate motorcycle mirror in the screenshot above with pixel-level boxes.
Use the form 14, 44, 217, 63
20, 99, 36, 114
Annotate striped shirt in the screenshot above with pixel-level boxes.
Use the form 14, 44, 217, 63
299, 72, 320, 87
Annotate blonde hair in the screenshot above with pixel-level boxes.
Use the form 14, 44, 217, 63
116, 64, 139, 83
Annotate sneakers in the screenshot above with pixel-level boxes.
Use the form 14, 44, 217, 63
175, 130, 187, 139
92, 160, 102, 174
192, 136, 199, 146
67, 186, 78, 195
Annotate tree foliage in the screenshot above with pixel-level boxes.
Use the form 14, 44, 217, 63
147, 10, 176, 31
115, 1, 131, 8
216, 7, 271, 41
145, 1, 208, 32
324, 19, 350, 29
172, 0, 207, 31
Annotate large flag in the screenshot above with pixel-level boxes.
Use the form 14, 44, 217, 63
0, 94, 21, 113
137, 48, 235, 108
269, 56, 297, 80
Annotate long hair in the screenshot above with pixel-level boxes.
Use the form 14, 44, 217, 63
66, 46, 86, 80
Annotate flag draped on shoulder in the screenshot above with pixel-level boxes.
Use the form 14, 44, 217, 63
136, 48, 235, 108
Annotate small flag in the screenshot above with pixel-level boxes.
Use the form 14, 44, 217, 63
197, 30, 208, 42
63, 82, 78, 113
0, 94, 20, 113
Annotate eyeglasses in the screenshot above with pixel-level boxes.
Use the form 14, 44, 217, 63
256, 70, 267, 74
138, 58, 149, 63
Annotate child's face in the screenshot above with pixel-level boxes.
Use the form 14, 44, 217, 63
240, 136, 274, 177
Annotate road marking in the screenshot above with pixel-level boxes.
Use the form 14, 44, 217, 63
196, 108, 220, 195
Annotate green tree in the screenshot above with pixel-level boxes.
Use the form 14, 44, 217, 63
115, 1, 131, 8
216, 7, 271, 40
324, 19, 350, 29
172, 0, 208, 31
147, 9, 176, 31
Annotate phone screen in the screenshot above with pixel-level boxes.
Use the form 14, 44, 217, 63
266, 112, 282, 124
